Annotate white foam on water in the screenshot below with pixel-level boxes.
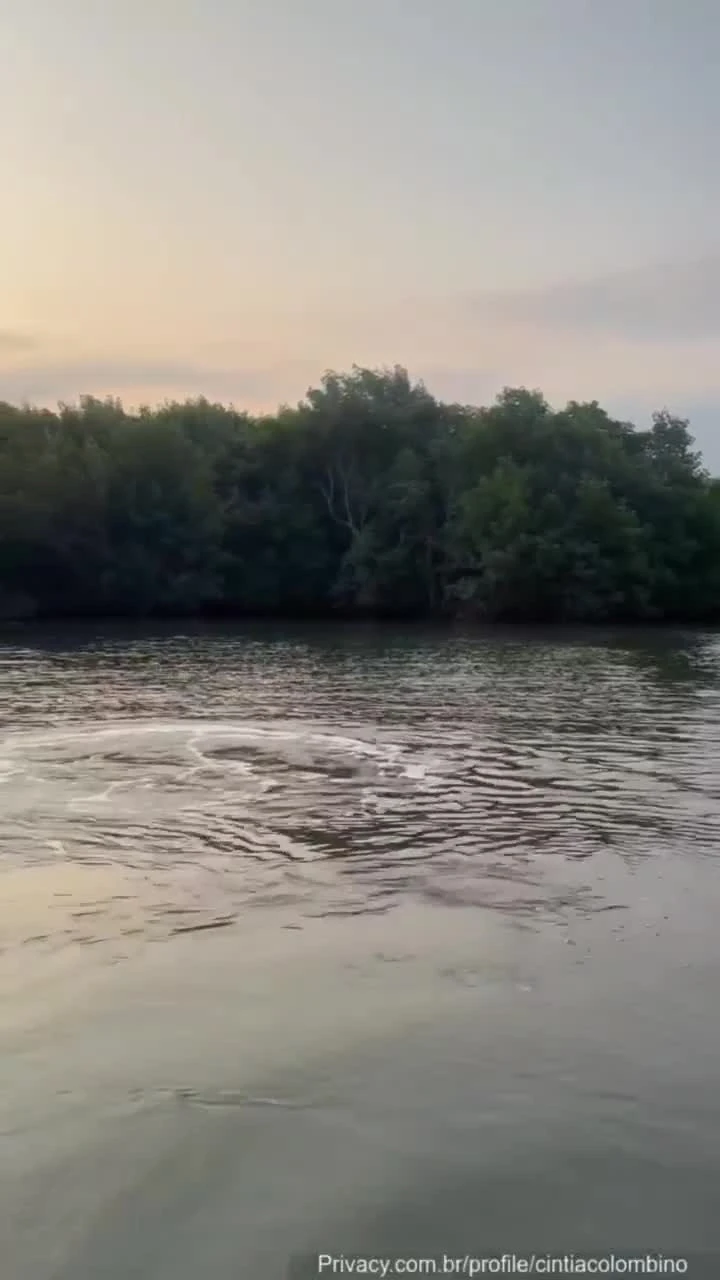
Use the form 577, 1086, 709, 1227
0, 719, 451, 795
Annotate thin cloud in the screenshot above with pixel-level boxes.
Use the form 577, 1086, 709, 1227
463, 254, 720, 343
0, 357, 317, 409
0, 330, 39, 353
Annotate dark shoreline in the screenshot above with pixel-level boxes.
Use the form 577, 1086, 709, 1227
2, 614, 718, 643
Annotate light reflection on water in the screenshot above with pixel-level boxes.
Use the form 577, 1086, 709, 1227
1, 624, 720, 1275
1, 625, 720, 946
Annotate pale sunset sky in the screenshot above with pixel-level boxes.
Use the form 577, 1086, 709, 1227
2, 1, 720, 460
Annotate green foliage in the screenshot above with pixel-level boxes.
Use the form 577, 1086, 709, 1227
0, 371, 718, 621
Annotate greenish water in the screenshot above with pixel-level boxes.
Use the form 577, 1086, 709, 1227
1, 624, 719, 1277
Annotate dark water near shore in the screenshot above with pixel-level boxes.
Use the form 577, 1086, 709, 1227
1, 624, 720, 1277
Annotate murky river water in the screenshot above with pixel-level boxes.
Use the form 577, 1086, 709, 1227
1, 624, 720, 1277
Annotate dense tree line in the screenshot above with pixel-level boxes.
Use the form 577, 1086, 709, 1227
1, 365, 719, 622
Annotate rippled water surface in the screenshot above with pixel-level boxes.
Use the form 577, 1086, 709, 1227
2, 624, 720, 1277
